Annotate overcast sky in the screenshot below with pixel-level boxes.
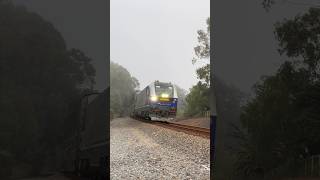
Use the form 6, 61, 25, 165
213, 0, 310, 93
13, 0, 108, 91
11, 0, 313, 94
111, 0, 210, 91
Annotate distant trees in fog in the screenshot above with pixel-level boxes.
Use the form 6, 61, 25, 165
110, 62, 139, 118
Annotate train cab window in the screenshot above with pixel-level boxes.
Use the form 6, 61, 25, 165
155, 85, 173, 98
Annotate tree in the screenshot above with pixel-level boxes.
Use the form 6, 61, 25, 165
260, 0, 320, 11
184, 82, 210, 117
184, 18, 210, 117
235, 62, 314, 178
262, 0, 275, 11
68, 48, 96, 90
0, 1, 96, 177
110, 62, 139, 118
275, 8, 320, 80
193, 17, 210, 86
235, 8, 320, 178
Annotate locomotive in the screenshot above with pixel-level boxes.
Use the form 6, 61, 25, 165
133, 81, 178, 120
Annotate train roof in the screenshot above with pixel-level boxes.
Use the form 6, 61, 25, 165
154, 80, 173, 86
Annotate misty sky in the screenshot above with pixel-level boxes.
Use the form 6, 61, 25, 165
10, 0, 314, 94
111, 0, 210, 91
213, 0, 310, 93
13, 0, 108, 91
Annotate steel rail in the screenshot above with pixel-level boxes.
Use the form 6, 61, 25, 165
152, 121, 210, 138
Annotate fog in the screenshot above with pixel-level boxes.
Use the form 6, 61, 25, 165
213, 0, 309, 93
14, 0, 108, 90
111, 0, 210, 91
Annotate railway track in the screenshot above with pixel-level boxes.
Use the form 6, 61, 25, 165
132, 117, 210, 138
153, 121, 210, 139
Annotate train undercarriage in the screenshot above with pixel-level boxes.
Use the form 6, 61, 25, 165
132, 106, 176, 121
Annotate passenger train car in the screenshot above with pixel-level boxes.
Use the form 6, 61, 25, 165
133, 81, 178, 120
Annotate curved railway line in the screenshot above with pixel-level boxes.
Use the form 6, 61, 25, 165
133, 118, 210, 139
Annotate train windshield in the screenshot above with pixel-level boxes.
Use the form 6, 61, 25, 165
155, 85, 173, 98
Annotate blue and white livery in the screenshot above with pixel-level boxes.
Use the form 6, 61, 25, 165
133, 81, 178, 121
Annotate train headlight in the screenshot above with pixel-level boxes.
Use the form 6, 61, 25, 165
150, 96, 158, 102
161, 93, 169, 98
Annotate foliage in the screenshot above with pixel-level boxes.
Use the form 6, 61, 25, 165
174, 85, 187, 117
184, 18, 210, 117
0, 1, 95, 177
68, 48, 96, 90
196, 64, 210, 86
192, 17, 210, 85
275, 8, 320, 79
235, 8, 320, 178
262, 0, 275, 11
184, 82, 209, 117
260, 0, 320, 11
110, 62, 139, 118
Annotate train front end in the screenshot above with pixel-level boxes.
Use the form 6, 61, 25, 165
148, 81, 178, 121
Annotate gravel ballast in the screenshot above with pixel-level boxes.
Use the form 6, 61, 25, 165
110, 117, 210, 180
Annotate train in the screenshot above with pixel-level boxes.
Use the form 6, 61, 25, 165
63, 88, 108, 179
132, 81, 178, 120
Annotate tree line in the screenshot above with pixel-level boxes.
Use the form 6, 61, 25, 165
0, 1, 96, 178
110, 61, 139, 118
189, 6, 320, 179
232, 7, 320, 179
